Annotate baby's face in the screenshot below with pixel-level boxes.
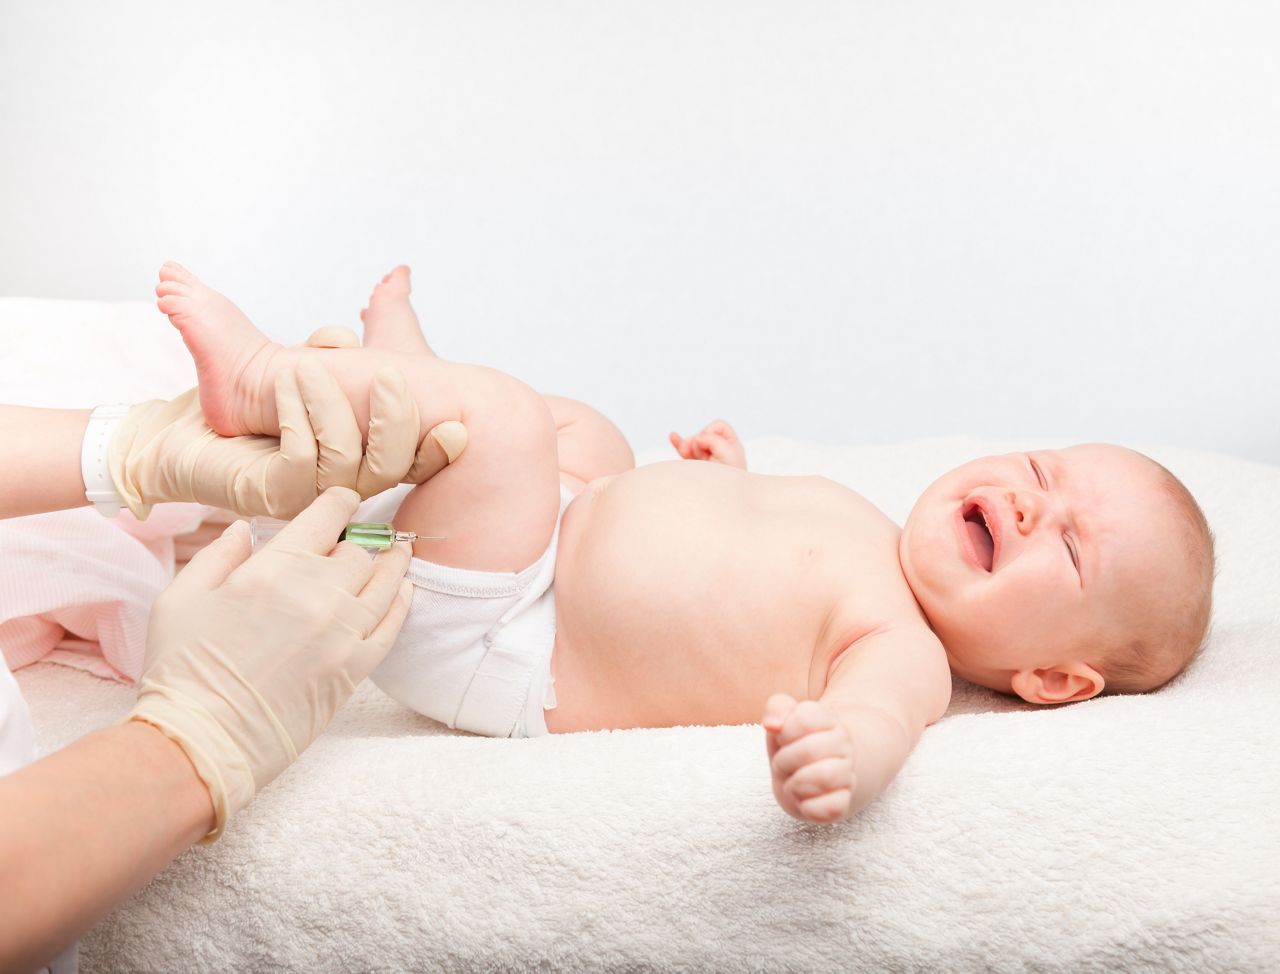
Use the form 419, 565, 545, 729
899, 444, 1183, 697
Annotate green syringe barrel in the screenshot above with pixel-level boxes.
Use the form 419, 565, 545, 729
339, 522, 417, 550
250, 517, 419, 552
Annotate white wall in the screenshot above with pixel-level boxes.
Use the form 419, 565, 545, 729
2, 1, 1277, 462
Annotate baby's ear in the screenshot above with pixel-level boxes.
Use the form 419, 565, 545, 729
1010, 664, 1104, 705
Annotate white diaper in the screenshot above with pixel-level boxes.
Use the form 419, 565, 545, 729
367, 486, 573, 738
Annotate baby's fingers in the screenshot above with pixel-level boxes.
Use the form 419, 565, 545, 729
783, 757, 854, 802
668, 432, 693, 459
777, 699, 837, 747
693, 434, 726, 461
763, 692, 796, 762
702, 419, 736, 441
762, 693, 797, 734
798, 789, 852, 824
771, 727, 853, 779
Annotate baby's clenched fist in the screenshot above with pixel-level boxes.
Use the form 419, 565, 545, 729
763, 693, 855, 823
669, 419, 747, 469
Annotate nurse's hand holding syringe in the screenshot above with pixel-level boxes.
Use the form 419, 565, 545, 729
0, 488, 416, 971
131, 486, 414, 839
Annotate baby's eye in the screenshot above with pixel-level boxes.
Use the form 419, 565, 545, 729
1065, 535, 1080, 574
1029, 456, 1047, 489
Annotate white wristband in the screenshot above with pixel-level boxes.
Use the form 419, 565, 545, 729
81, 404, 132, 517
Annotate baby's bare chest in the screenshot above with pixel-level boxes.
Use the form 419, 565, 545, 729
548, 463, 916, 730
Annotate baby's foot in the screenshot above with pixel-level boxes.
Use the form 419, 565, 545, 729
155, 262, 281, 436
359, 265, 434, 355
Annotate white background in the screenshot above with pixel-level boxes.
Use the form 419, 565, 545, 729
2, 1, 1277, 462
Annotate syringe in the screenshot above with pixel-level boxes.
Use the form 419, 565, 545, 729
250, 517, 442, 552
339, 522, 419, 549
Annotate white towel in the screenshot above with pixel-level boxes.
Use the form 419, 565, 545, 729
17, 436, 1280, 973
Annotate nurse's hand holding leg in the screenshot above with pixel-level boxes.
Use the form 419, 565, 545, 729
0, 488, 412, 972
0, 339, 465, 522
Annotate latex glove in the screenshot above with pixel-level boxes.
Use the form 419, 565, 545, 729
128, 487, 413, 840
303, 324, 362, 349
296, 326, 468, 483
108, 357, 467, 519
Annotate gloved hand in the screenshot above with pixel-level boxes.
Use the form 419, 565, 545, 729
295, 325, 468, 483
107, 356, 467, 519
128, 487, 413, 839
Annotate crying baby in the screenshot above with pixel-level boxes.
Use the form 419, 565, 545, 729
155, 260, 1215, 824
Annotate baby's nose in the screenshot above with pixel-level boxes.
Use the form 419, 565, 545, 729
1008, 490, 1043, 534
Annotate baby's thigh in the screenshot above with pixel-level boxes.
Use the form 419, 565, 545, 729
394, 369, 562, 572
543, 394, 635, 491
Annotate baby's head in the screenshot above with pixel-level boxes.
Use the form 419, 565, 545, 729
899, 444, 1214, 704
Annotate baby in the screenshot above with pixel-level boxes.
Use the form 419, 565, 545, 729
154, 262, 1215, 824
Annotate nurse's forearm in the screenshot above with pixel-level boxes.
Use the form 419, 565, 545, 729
0, 721, 214, 972
0, 406, 92, 518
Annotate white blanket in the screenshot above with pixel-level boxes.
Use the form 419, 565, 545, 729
5, 299, 1278, 971
15, 435, 1280, 972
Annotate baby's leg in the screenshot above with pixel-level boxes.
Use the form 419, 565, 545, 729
359, 269, 635, 493
359, 265, 434, 356
158, 263, 560, 570
388, 379, 561, 572
540, 395, 635, 492
157, 262, 429, 439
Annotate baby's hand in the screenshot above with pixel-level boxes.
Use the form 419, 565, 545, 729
668, 419, 746, 469
763, 693, 855, 824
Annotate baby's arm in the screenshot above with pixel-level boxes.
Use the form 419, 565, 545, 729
669, 419, 746, 469
763, 628, 950, 823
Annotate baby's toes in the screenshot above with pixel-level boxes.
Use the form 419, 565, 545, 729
380, 265, 411, 294
156, 292, 195, 317
155, 278, 194, 316
155, 279, 191, 299
368, 266, 410, 305
158, 260, 198, 285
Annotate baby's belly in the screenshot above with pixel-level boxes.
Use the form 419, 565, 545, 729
547, 463, 838, 732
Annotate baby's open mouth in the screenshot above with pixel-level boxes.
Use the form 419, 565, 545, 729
963, 504, 995, 571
